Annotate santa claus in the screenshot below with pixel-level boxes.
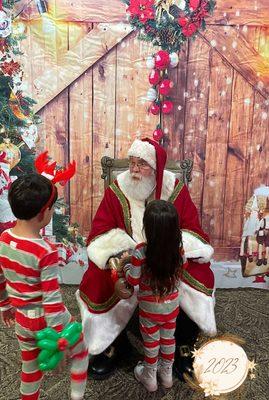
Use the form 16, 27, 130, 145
77, 138, 216, 380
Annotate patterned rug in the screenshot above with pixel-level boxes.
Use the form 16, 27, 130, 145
0, 287, 268, 400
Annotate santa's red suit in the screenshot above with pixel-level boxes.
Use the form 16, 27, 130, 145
78, 139, 216, 354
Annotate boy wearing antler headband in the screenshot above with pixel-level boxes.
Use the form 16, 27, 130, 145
0, 153, 89, 400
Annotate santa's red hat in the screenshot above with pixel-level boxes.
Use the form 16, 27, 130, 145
128, 138, 167, 199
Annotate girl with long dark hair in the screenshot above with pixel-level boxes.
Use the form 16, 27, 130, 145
122, 199, 185, 392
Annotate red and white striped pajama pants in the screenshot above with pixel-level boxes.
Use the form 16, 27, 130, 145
138, 294, 180, 367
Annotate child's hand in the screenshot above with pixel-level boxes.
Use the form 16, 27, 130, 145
0, 307, 15, 327
121, 251, 130, 259
119, 252, 132, 267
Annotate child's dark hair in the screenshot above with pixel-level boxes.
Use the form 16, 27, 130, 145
143, 200, 183, 297
8, 173, 58, 220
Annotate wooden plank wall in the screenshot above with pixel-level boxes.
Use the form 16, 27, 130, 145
17, 0, 269, 25
20, 22, 269, 260
202, 52, 233, 250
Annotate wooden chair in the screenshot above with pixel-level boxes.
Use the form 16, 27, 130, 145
101, 156, 193, 188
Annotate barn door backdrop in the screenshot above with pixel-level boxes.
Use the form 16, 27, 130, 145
18, 0, 269, 261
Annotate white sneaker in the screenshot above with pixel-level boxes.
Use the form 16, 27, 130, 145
157, 360, 173, 388
134, 361, 158, 392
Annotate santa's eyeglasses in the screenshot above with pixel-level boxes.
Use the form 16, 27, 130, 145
128, 160, 151, 170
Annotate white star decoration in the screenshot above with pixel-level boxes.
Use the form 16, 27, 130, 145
191, 347, 202, 358
248, 360, 257, 371
223, 268, 237, 278
199, 380, 221, 397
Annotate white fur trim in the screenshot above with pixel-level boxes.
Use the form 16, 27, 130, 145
254, 186, 269, 196
76, 288, 139, 354
117, 170, 131, 197
182, 230, 214, 262
128, 139, 156, 169
178, 281, 217, 336
161, 170, 176, 200
87, 228, 136, 269
128, 197, 145, 243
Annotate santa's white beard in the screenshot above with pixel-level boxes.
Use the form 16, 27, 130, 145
122, 170, 156, 201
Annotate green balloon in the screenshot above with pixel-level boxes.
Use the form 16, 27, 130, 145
68, 332, 81, 347
39, 351, 63, 371
37, 339, 58, 352
61, 322, 82, 342
46, 351, 64, 370
39, 362, 49, 371
36, 330, 47, 341
38, 349, 54, 364
38, 327, 60, 341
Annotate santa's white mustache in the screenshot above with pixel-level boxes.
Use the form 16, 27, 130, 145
131, 172, 142, 180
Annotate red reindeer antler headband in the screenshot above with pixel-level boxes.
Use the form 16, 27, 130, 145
35, 151, 76, 185
34, 151, 76, 213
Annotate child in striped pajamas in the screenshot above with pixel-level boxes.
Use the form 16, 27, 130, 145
121, 200, 186, 392
0, 173, 89, 400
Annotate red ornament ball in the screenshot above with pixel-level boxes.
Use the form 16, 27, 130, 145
162, 100, 174, 114
149, 102, 161, 115
153, 128, 164, 141
149, 69, 160, 85
159, 79, 173, 95
155, 50, 170, 70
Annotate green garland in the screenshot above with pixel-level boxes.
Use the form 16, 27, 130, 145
123, 0, 215, 52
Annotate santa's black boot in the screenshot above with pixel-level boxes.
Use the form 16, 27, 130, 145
174, 311, 199, 382
88, 329, 132, 380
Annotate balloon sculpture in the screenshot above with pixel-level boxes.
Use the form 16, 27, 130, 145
36, 322, 82, 371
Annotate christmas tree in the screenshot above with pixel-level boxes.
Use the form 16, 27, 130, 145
0, 0, 85, 258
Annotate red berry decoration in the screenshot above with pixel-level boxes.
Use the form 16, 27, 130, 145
153, 128, 164, 141
149, 102, 160, 115
162, 100, 174, 114
159, 79, 173, 95
155, 50, 170, 70
149, 69, 160, 85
